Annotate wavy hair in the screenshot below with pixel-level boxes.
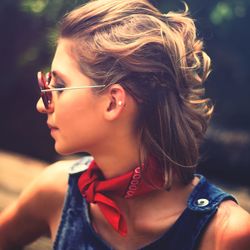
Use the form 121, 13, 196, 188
59, 0, 213, 188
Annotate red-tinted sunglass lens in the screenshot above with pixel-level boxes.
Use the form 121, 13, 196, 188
37, 71, 52, 109
41, 92, 49, 109
46, 72, 52, 85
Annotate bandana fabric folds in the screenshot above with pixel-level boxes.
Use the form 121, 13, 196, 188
78, 159, 164, 236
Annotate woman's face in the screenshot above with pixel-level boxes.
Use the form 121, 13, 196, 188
36, 39, 108, 155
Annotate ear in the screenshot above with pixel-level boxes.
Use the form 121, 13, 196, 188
104, 84, 126, 121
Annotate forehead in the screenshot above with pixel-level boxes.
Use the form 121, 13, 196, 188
51, 39, 94, 86
51, 39, 80, 75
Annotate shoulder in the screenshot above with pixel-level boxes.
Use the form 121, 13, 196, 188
20, 159, 72, 199
2, 159, 82, 228
199, 200, 250, 250
26, 156, 91, 215
0, 158, 82, 248
216, 201, 250, 250
19, 159, 80, 220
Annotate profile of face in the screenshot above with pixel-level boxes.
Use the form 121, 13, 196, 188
36, 39, 107, 155
37, 39, 138, 156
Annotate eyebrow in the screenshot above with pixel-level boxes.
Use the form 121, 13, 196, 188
51, 70, 67, 84
51, 70, 63, 79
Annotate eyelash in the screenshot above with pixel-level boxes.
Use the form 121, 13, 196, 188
53, 82, 64, 88
50, 82, 65, 93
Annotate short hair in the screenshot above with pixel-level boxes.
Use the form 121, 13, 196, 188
59, 0, 213, 188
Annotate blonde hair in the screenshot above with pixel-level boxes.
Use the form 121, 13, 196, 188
59, 0, 213, 188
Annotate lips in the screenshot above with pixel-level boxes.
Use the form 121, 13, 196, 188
47, 123, 59, 138
47, 122, 59, 130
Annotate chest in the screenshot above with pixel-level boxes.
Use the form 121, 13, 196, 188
89, 203, 184, 250
53, 173, 234, 250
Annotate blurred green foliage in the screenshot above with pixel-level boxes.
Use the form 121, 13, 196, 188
0, 0, 249, 184
209, 1, 249, 24
21, 0, 49, 14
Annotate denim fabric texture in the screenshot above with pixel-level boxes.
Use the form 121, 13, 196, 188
53, 157, 237, 250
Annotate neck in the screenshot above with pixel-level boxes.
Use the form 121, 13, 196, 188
89, 133, 144, 179
93, 150, 143, 179
114, 176, 197, 221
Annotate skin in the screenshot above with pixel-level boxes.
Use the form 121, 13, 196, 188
0, 39, 250, 250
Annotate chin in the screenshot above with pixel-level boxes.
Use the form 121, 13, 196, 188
54, 144, 76, 156
54, 143, 88, 156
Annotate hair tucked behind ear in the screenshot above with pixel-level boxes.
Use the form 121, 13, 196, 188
59, 0, 213, 188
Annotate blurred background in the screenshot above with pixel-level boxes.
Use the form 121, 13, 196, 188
0, 0, 249, 187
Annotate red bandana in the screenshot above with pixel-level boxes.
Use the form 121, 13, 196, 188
78, 158, 164, 236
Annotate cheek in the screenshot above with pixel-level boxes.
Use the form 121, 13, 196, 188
53, 93, 105, 151
56, 93, 97, 128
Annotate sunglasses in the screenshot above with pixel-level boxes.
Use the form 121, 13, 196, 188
37, 71, 106, 109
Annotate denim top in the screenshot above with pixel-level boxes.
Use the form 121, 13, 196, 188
53, 157, 237, 250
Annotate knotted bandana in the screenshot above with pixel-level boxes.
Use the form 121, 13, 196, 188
78, 158, 164, 236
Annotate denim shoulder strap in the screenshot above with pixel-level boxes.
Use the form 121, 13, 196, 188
144, 175, 237, 250
53, 157, 111, 250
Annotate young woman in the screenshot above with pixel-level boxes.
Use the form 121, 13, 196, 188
0, 0, 249, 249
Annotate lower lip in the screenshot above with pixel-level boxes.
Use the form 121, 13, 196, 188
50, 128, 58, 136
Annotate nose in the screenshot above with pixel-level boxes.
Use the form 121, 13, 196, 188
36, 97, 53, 114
